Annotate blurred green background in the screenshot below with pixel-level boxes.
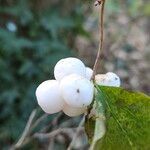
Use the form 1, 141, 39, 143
0, 0, 149, 149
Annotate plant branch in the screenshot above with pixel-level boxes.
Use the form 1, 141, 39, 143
67, 115, 85, 150
30, 113, 48, 131
33, 127, 84, 139
13, 109, 37, 149
92, 0, 106, 80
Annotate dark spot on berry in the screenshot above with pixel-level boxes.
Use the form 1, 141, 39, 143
77, 89, 80, 93
115, 77, 118, 80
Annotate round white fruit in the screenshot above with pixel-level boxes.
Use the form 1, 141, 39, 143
54, 57, 86, 81
106, 72, 121, 87
63, 103, 86, 117
85, 67, 93, 80
95, 72, 121, 87
35, 80, 64, 114
60, 74, 94, 107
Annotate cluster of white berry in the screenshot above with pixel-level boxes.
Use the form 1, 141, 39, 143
35, 57, 120, 117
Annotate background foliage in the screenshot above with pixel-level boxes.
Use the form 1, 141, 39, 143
0, 0, 149, 149
0, 0, 88, 148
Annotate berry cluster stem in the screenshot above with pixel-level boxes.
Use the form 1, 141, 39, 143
92, 0, 106, 80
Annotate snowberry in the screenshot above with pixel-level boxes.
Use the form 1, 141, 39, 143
60, 74, 94, 108
54, 57, 86, 81
106, 72, 121, 87
85, 67, 93, 80
63, 103, 86, 117
95, 72, 121, 87
35, 80, 64, 114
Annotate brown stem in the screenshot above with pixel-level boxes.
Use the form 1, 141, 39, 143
92, 0, 106, 80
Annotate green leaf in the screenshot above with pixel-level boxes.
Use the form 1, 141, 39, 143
85, 86, 150, 150
85, 89, 106, 148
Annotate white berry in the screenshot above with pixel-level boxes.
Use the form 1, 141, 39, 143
60, 74, 94, 107
95, 72, 121, 87
54, 57, 86, 81
106, 72, 121, 87
63, 103, 86, 117
35, 80, 64, 114
86, 67, 93, 80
